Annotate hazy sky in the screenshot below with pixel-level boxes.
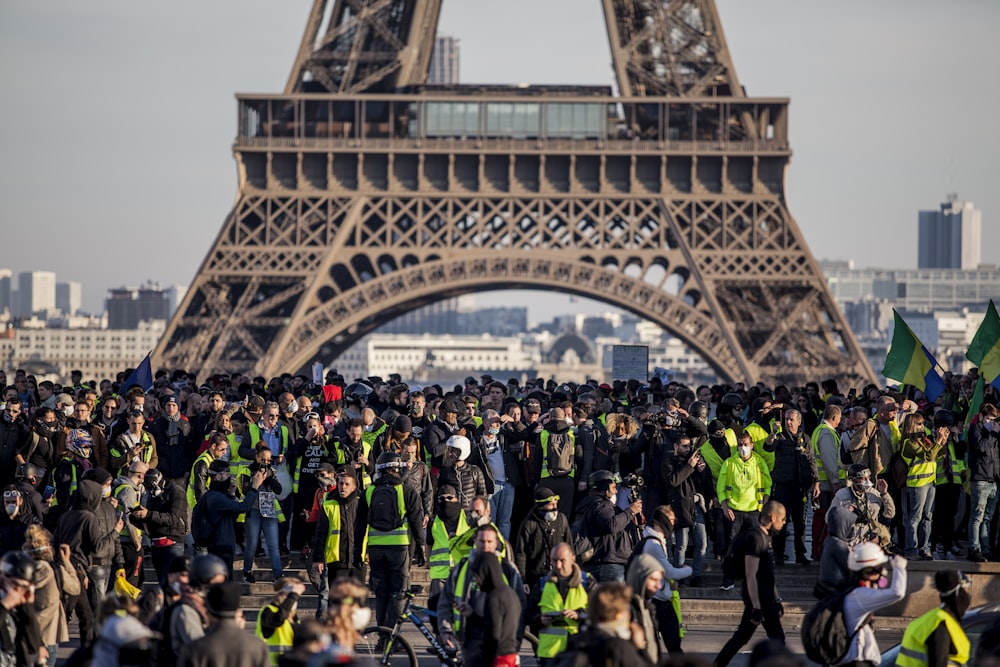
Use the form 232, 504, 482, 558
1, 1, 997, 318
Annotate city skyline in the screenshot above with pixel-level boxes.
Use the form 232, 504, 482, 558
2, 1, 997, 316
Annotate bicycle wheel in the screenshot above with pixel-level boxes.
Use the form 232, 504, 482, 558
357, 626, 417, 667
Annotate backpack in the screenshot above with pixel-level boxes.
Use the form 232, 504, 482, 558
191, 497, 215, 547
801, 589, 866, 665
570, 504, 595, 564
546, 431, 575, 477
368, 484, 404, 533
624, 535, 659, 574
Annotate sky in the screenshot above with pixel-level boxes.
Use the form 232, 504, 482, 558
1, 0, 998, 319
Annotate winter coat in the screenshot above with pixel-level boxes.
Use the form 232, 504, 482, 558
312, 489, 367, 569
766, 429, 819, 489
514, 506, 573, 590
54, 479, 118, 573
438, 462, 486, 509
131, 483, 189, 542
177, 618, 270, 667
577, 494, 637, 565
817, 503, 856, 597
968, 421, 1000, 483
150, 414, 193, 479
198, 486, 259, 549
91, 496, 125, 570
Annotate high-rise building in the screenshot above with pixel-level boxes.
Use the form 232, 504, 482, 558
106, 285, 171, 329
428, 35, 459, 85
56, 281, 82, 316
0, 270, 11, 315
918, 194, 982, 269
18, 271, 57, 317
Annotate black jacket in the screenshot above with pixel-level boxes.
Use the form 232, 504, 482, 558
577, 494, 637, 565
968, 421, 1000, 483
514, 506, 572, 589
54, 479, 118, 573
0, 417, 30, 487
131, 483, 189, 542
150, 415, 193, 480
312, 489, 367, 568
438, 462, 486, 509
197, 486, 259, 549
765, 429, 819, 489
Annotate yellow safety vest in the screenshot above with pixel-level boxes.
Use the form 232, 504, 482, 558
935, 441, 966, 486
113, 482, 142, 540
187, 451, 214, 509
51, 459, 78, 508
811, 422, 846, 482
110, 432, 155, 478
236, 472, 286, 523
333, 440, 373, 488
255, 604, 295, 665
699, 440, 735, 482
361, 423, 387, 452
902, 438, 938, 488
536, 578, 588, 658
717, 454, 770, 512
429, 513, 470, 581
896, 607, 970, 667
450, 521, 508, 565
744, 422, 775, 470
540, 430, 576, 479
365, 483, 409, 546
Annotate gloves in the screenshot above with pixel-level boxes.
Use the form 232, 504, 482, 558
775, 601, 785, 618
751, 608, 764, 625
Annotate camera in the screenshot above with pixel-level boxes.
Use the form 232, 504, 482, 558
620, 473, 645, 489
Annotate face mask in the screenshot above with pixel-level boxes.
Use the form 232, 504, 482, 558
858, 479, 873, 492
738, 445, 752, 459
543, 511, 558, 522
351, 607, 372, 631
606, 489, 617, 502
4, 504, 17, 516
440, 500, 462, 520
64, 406, 75, 417
103, 486, 112, 498
468, 510, 482, 524
488, 426, 500, 436
170, 581, 183, 595
317, 477, 335, 489
364, 424, 374, 433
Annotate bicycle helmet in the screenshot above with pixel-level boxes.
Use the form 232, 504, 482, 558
847, 542, 888, 571
189, 554, 229, 588
143, 468, 167, 497
588, 470, 616, 492
847, 463, 871, 481
66, 428, 94, 458
0, 550, 37, 583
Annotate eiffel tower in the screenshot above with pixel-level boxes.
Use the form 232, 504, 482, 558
155, 0, 876, 387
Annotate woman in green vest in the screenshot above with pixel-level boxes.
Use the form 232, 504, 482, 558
899, 413, 945, 560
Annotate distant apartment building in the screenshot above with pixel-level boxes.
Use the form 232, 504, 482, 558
428, 35, 460, 85
8, 320, 165, 381
106, 285, 171, 329
0, 270, 11, 315
56, 281, 82, 316
17, 271, 56, 317
918, 194, 982, 270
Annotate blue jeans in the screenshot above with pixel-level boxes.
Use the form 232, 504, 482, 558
969, 481, 999, 553
904, 484, 935, 556
672, 505, 707, 578
585, 562, 625, 583
490, 481, 515, 541
244, 511, 283, 578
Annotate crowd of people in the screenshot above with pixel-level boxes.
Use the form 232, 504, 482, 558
0, 364, 998, 667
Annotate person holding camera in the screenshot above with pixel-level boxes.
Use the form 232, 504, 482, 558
109, 408, 158, 480
239, 445, 287, 584
130, 468, 187, 585
576, 470, 642, 583
661, 433, 712, 586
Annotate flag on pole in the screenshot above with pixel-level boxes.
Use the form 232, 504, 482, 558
966, 300, 1000, 391
882, 310, 945, 401
965, 375, 985, 436
121, 352, 154, 392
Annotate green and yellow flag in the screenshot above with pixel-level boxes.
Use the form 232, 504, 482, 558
882, 310, 945, 400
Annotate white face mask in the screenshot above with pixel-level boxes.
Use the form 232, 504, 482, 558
351, 607, 372, 631
488, 426, 500, 436
63, 406, 75, 417
738, 445, 752, 459
363, 424, 374, 433
103, 486, 112, 498
543, 511, 558, 523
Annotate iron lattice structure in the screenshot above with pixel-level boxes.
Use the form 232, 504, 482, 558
155, 0, 876, 387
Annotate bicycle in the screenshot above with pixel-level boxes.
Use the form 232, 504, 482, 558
357, 585, 539, 667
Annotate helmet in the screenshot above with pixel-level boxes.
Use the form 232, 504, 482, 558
707, 419, 726, 437
588, 470, 616, 492
143, 469, 166, 495
375, 452, 406, 475
847, 464, 871, 481
445, 435, 471, 461
688, 401, 708, 420
720, 393, 745, 413
847, 542, 888, 571
188, 554, 228, 588
66, 429, 94, 458
15, 463, 41, 484
344, 382, 373, 401
0, 550, 37, 583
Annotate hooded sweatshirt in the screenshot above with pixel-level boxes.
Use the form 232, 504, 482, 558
475, 552, 521, 662
817, 504, 856, 596
639, 525, 692, 602
625, 553, 665, 664
54, 479, 117, 573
